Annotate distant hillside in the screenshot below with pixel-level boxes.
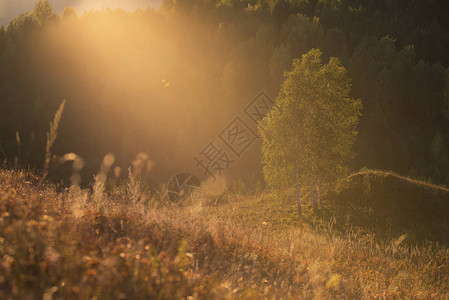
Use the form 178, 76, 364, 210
327, 170, 449, 243
0, 0, 160, 26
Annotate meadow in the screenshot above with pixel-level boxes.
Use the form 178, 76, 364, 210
1, 169, 448, 299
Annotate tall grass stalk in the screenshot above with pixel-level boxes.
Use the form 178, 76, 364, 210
128, 167, 142, 204
14, 130, 20, 168
43, 99, 66, 178
92, 175, 105, 209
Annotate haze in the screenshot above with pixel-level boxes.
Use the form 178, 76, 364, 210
0, 0, 160, 26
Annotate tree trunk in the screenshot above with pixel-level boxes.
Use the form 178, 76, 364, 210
318, 178, 322, 207
295, 133, 301, 216
296, 163, 301, 216
311, 177, 317, 211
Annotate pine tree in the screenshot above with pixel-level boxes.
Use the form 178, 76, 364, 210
429, 129, 448, 181
62, 7, 79, 20
260, 49, 361, 214
269, 43, 292, 89
0, 26, 6, 55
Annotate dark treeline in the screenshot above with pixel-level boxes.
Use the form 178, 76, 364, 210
0, 0, 448, 186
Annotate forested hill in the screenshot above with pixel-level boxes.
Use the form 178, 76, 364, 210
0, 0, 448, 186
0, 0, 159, 26
316, 0, 449, 65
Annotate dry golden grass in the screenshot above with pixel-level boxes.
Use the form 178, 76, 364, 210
0, 169, 448, 299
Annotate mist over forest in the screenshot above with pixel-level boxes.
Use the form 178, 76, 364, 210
1, 0, 448, 188
0, 0, 160, 26
1, 1, 449, 298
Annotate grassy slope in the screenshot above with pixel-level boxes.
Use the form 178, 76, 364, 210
327, 170, 449, 243
0, 169, 448, 298
206, 170, 449, 244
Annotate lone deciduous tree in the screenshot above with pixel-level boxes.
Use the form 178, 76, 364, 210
259, 49, 361, 214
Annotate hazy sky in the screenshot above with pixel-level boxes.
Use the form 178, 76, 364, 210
0, 0, 160, 26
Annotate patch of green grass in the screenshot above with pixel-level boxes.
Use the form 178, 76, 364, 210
325, 170, 449, 244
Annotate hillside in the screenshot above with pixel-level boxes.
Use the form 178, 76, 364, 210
1, 169, 449, 298
326, 170, 449, 243
2, 0, 449, 186
204, 170, 449, 245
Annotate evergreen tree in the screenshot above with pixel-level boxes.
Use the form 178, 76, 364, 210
62, 7, 78, 20
281, 14, 323, 55
269, 43, 292, 90
323, 28, 348, 62
429, 129, 448, 181
0, 26, 6, 55
443, 68, 449, 120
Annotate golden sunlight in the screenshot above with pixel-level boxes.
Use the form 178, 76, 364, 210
1, 0, 449, 298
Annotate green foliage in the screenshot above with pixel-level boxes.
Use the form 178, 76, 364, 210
33, 0, 54, 25
270, 0, 291, 26
0, 0, 449, 186
260, 49, 361, 198
429, 129, 448, 180
0, 26, 6, 55
159, 0, 177, 18
351, 36, 448, 180
269, 43, 292, 88
326, 170, 449, 244
62, 7, 78, 20
221, 23, 276, 103
322, 28, 348, 61
442, 68, 449, 119
281, 14, 323, 54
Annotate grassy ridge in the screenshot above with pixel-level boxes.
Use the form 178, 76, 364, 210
0, 169, 448, 298
327, 170, 449, 243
